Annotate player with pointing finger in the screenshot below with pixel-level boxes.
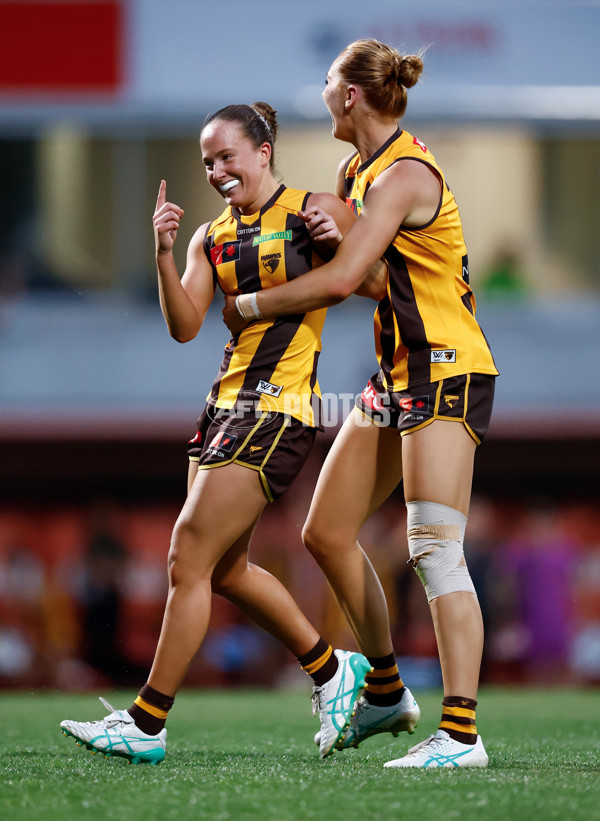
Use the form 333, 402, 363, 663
59, 101, 406, 764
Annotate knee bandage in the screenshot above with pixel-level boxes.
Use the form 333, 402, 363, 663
406, 500, 476, 602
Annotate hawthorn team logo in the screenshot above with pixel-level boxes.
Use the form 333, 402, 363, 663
261, 252, 281, 274
210, 240, 241, 266
256, 379, 283, 398
431, 349, 457, 363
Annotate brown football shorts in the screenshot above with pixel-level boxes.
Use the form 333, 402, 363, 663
355, 372, 495, 445
187, 404, 317, 502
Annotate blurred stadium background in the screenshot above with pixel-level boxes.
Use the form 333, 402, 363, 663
0, 0, 599, 696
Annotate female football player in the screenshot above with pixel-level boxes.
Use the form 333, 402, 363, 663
225, 40, 498, 769
59, 101, 380, 763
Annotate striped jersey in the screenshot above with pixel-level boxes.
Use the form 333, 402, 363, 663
203, 185, 326, 427
344, 128, 498, 391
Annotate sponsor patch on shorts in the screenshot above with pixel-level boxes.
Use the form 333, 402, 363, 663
361, 382, 385, 412
399, 395, 430, 422
399, 396, 429, 414
208, 431, 238, 452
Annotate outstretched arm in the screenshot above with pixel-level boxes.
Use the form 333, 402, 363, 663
234, 159, 439, 322
154, 180, 215, 343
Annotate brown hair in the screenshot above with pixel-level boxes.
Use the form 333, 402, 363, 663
202, 102, 278, 168
336, 39, 424, 119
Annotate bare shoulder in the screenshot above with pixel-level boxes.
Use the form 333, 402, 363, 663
306, 191, 348, 212
305, 192, 354, 232
187, 221, 211, 253
366, 160, 442, 226
375, 158, 441, 195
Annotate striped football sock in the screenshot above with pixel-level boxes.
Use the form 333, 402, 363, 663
363, 653, 405, 706
128, 683, 174, 735
439, 696, 478, 744
297, 638, 338, 687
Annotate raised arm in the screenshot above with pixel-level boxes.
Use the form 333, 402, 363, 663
154, 180, 216, 343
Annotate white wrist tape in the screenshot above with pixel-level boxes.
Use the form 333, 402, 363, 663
406, 500, 476, 602
235, 292, 263, 320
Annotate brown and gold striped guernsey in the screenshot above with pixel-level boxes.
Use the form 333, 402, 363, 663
344, 129, 498, 391
203, 185, 326, 427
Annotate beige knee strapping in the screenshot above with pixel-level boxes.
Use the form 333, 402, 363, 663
406, 500, 476, 602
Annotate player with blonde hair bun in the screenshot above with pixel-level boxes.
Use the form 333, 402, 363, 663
225, 39, 498, 769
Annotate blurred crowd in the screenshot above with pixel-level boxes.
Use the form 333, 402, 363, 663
1, 478, 599, 692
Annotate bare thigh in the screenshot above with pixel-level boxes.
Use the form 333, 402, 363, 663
172, 462, 267, 578
401, 419, 477, 516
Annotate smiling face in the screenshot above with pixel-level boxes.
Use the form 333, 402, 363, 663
200, 119, 273, 215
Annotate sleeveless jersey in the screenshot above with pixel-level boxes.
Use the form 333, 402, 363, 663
344, 128, 498, 391
203, 185, 326, 427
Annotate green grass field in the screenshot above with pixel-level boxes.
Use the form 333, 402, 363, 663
1, 688, 599, 821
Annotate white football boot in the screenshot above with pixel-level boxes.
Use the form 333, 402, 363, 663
314, 686, 420, 750
311, 649, 372, 757
60, 697, 166, 765
383, 729, 488, 769
336, 687, 420, 749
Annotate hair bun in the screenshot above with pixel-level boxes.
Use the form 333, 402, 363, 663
251, 101, 278, 142
396, 54, 423, 89
336, 39, 424, 120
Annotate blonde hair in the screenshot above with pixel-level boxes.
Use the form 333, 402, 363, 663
336, 39, 424, 119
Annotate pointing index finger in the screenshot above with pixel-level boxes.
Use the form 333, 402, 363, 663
156, 179, 166, 209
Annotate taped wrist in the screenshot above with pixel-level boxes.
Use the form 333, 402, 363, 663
406, 500, 476, 602
235, 292, 263, 320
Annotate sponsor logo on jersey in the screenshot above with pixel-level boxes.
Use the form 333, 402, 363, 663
399, 396, 429, 414
256, 379, 283, 397
444, 394, 460, 408
249, 445, 263, 453
210, 240, 241, 266
208, 431, 238, 452
462, 253, 470, 283
261, 252, 281, 274
345, 197, 363, 215
462, 265, 469, 282
431, 349, 456, 363
237, 225, 260, 235
252, 230, 292, 246
413, 136, 428, 153
188, 430, 202, 445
